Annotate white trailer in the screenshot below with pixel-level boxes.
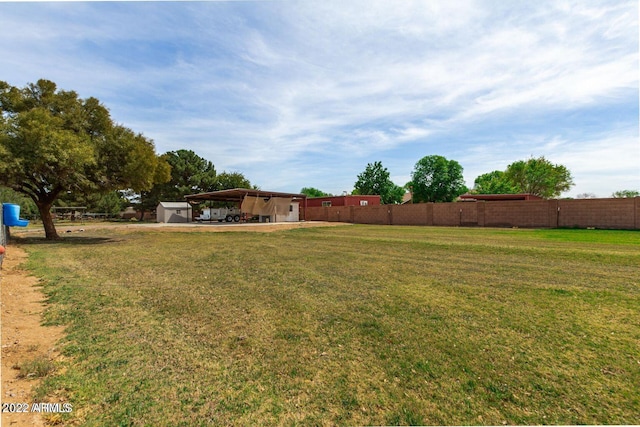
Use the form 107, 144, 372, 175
195, 207, 242, 223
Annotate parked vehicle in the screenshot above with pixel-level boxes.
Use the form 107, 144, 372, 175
195, 207, 242, 222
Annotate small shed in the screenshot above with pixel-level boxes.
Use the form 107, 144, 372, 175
157, 202, 191, 223
283, 201, 300, 222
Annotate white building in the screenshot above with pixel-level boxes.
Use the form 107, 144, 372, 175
156, 202, 191, 223
283, 201, 299, 222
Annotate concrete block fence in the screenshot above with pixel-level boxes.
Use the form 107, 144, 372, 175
302, 197, 640, 230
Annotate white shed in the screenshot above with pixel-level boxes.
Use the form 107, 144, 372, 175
283, 201, 300, 222
156, 202, 191, 223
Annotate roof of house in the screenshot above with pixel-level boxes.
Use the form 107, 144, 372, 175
458, 193, 544, 201
158, 202, 191, 209
306, 195, 381, 200
184, 188, 306, 203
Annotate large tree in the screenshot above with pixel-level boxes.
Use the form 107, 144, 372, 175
354, 161, 404, 204
0, 79, 170, 239
504, 156, 573, 198
410, 155, 466, 203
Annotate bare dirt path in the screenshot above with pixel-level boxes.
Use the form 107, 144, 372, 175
1, 245, 65, 427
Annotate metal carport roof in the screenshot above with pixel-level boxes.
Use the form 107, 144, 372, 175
184, 188, 306, 203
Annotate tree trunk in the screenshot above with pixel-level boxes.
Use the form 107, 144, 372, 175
37, 201, 60, 240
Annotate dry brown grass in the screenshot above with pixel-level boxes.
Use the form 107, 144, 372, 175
17, 225, 640, 425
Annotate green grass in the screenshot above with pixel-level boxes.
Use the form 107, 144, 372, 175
17, 225, 640, 426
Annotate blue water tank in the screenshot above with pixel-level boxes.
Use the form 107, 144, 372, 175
2, 203, 29, 227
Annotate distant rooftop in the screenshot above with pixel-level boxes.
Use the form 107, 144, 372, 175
158, 202, 191, 209
458, 193, 544, 201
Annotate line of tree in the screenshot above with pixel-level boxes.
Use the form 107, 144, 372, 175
347, 156, 467, 204
346, 155, 579, 204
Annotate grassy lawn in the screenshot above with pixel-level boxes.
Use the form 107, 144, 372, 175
17, 225, 640, 426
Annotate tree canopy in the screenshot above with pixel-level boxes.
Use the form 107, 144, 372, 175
154, 149, 217, 201
503, 156, 573, 198
215, 171, 254, 191
410, 155, 466, 203
612, 189, 639, 198
473, 170, 519, 194
134, 152, 257, 218
0, 79, 170, 238
300, 187, 330, 198
354, 161, 404, 204
472, 157, 574, 198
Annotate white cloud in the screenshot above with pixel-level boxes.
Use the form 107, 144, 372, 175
552, 128, 640, 197
0, 0, 636, 195
458, 126, 639, 197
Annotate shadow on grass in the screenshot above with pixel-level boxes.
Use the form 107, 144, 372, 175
10, 235, 118, 246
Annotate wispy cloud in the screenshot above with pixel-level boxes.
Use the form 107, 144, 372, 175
0, 0, 637, 196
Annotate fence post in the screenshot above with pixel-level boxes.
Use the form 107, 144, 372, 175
426, 203, 433, 226
549, 199, 559, 228
477, 201, 485, 227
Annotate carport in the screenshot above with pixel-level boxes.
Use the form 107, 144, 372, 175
184, 188, 307, 222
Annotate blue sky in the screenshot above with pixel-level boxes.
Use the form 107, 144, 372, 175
1, 0, 638, 197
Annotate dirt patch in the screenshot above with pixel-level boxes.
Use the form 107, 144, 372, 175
1, 245, 66, 427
